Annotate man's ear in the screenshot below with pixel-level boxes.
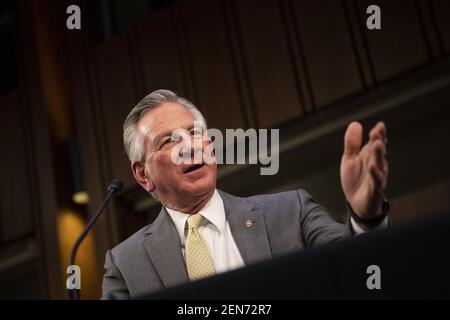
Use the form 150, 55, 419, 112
131, 161, 156, 193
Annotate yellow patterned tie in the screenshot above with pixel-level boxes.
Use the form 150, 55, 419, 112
185, 214, 216, 280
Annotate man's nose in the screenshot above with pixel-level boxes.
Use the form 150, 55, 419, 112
178, 135, 204, 158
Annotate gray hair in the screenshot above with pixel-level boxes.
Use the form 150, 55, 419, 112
123, 89, 207, 163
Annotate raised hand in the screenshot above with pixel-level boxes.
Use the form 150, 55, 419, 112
340, 121, 388, 219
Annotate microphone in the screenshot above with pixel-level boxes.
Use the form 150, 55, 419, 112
68, 179, 123, 300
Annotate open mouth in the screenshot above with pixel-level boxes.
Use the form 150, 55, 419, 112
184, 163, 205, 174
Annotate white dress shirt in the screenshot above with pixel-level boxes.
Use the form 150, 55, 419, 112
166, 189, 245, 275
351, 215, 389, 234
166, 189, 388, 274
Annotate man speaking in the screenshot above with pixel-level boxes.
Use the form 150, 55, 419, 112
101, 89, 389, 299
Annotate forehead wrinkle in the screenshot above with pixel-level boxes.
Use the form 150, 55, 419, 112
137, 103, 199, 148
149, 121, 196, 148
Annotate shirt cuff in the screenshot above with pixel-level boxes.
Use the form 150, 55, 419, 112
350, 215, 389, 235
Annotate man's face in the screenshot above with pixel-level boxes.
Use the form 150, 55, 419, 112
135, 102, 217, 205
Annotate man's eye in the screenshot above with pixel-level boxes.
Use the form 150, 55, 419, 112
161, 138, 172, 147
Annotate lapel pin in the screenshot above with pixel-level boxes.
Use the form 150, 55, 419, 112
244, 219, 253, 228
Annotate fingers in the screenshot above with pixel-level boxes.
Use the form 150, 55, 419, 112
371, 121, 388, 163
344, 121, 363, 157
373, 140, 384, 171
367, 121, 389, 189
369, 121, 387, 145
369, 138, 389, 188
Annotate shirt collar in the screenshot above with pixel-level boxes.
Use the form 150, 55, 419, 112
198, 189, 226, 233
166, 189, 226, 239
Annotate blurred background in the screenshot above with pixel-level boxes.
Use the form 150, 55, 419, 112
0, 0, 449, 299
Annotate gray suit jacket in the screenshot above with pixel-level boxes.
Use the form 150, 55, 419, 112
101, 189, 352, 299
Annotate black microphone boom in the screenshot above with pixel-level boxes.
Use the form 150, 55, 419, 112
68, 179, 123, 300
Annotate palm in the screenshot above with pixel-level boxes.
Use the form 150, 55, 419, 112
340, 122, 388, 219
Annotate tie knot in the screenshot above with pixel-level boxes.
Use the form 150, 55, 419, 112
187, 214, 204, 229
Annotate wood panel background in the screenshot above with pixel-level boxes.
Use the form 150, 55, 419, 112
75, 0, 449, 194
70, 0, 449, 241
232, 0, 303, 128
180, 0, 247, 131
430, 0, 450, 54
135, 8, 186, 98
289, 0, 364, 108
93, 36, 139, 188
2, 0, 448, 298
0, 92, 33, 243
353, 0, 430, 82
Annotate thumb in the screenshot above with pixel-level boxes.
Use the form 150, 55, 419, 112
344, 122, 363, 157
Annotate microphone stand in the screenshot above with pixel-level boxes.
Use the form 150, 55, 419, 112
68, 179, 123, 300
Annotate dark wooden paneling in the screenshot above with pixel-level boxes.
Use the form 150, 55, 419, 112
354, 0, 430, 82
15, 0, 64, 298
136, 8, 186, 97
233, 0, 303, 128
0, 92, 33, 242
430, 0, 450, 54
290, 0, 364, 108
343, 0, 376, 88
416, 0, 444, 59
65, 29, 120, 279
93, 35, 137, 187
392, 179, 450, 222
180, 0, 247, 131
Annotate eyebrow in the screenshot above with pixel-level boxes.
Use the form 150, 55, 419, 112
152, 125, 196, 146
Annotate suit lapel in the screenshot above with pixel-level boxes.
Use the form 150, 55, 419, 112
219, 190, 272, 266
141, 207, 188, 288
140, 190, 272, 286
